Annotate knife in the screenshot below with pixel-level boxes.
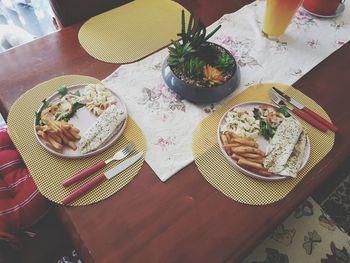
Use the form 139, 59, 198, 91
62, 151, 143, 205
272, 87, 338, 132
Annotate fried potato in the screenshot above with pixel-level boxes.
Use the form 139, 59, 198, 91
232, 137, 258, 147
68, 127, 81, 140
224, 131, 236, 139
70, 126, 80, 133
47, 131, 63, 144
46, 134, 63, 151
67, 140, 77, 150
240, 165, 274, 177
35, 125, 44, 131
232, 146, 265, 156
238, 158, 264, 170
62, 126, 76, 141
221, 134, 229, 145
240, 153, 263, 159
36, 119, 81, 152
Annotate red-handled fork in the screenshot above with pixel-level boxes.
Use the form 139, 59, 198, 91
63, 142, 135, 187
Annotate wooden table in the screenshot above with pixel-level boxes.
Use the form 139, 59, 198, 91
1, 1, 349, 262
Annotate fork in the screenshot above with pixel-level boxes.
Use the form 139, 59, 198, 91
270, 92, 328, 132
63, 142, 135, 187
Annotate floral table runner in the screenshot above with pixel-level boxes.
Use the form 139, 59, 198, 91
103, 0, 350, 182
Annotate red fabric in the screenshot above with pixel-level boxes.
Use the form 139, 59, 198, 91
0, 129, 49, 242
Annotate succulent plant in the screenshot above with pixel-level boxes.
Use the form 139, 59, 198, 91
216, 52, 234, 71
203, 64, 225, 85
178, 10, 222, 50
183, 56, 205, 79
167, 41, 194, 66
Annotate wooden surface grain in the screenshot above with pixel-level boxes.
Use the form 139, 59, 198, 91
1, 0, 349, 262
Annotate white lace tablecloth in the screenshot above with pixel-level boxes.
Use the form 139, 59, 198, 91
103, 0, 350, 182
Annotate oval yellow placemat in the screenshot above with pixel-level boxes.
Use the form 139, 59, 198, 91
78, 0, 189, 63
192, 83, 335, 205
7, 75, 146, 206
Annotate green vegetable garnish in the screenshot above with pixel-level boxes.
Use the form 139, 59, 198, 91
253, 107, 261, 120
277, 106, 291, 117
73, 90, 81, 97
62, 102, 85, 122
57, 86, 68, 96
35, 99, 51, 126
259, 119, 275, 140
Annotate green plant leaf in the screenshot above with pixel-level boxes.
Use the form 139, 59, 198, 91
204, 25, 222, 41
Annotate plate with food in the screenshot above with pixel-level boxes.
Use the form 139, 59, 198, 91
218, 102, 310, 181
34, 83, 127, 158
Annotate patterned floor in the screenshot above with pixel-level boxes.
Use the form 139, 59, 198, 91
56, 172, 350, 263
321, 174, 350, 236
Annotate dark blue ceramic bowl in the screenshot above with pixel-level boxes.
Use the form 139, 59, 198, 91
162, 46, 240, 104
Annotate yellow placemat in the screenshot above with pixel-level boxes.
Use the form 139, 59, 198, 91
7, 75, 146, 206
192, 83, 335, 205
78, 0, 189, 63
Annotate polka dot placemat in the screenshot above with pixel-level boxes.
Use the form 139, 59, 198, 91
78, 0, 189, 63
192, 83, 335, 205
7, 75, 146, 206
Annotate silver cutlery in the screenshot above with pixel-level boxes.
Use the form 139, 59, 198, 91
270, 92, 328, 132
272, 87, 337, 132
63, 142, 135, 187
62, 151, 144, 205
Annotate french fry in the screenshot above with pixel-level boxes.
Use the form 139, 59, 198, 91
68, 127, 81, 140
245, 157, 264, 164
232, 137, 258, 147
221, 134, 229, 145
226, 143, 241, 148
44, 140, 56, 151
238, 158, 264, 170
46, 134, 63, 151
62, 127, 76, 141
47, 130, 62, 144
35, 125, 44, 131
224, 146, 232, 155
224, 131, 235, 139
240, 153, 263, 159
240, 165, 274, 177
37, 130, 45, 138
59, 131, 70, 145
231, 153, 243, 161
61, 123, 71, 129
232, 146, 265, 156
67, 140, 77, 150
70, 125, 80, 133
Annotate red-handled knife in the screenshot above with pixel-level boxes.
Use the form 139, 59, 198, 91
63, 142, 135, 187
62, 151, 143, 205
272, 87, 338, 132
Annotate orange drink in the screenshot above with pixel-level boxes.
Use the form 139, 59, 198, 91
262, 0, 303, 39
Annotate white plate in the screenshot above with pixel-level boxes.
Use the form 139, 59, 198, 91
301, 2, 345, 18
34, 84, 127, 159
217, 101, 310, 181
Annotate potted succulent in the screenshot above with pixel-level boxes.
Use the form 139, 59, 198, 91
162, 10, 240, 104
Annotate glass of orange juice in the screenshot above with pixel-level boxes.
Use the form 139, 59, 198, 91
262, 0, 303, 39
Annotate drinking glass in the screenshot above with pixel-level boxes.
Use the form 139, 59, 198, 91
262, 0, 303, 39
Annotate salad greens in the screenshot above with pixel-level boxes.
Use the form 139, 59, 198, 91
62, 102, 85, 122
35, 86, 84, 125
277, 106, 291, 117
259, 119, 275, 140
35, 99, 51, 126
253, 107, 276, 141
57, 86, 68, 96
